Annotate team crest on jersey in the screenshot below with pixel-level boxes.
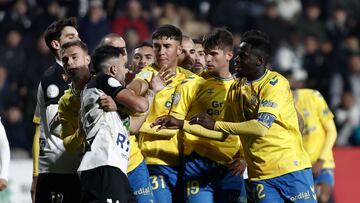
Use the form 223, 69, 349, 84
47, 84, 59, 98
172, 92, 181, 105
108, 77, 122, 87
138, 71, 151, 79
269, 76, 278, 86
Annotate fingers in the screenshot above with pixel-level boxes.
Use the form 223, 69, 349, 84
151, 115, 170, 127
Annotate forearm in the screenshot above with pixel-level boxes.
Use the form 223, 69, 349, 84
130, 89, 155, 134
183, 121, 228, 141
319, 120, 337, 160
214, 119, 268, 137
140, 123, 178, 137
32, 125, 40, 177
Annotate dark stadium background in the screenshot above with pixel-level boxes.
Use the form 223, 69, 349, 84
0, 0, 359, 202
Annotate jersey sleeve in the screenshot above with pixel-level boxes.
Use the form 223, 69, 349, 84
33, 83, 42, 124
314, 90, 334, 123
134, 67, 154, 84
41, 77, 69, 108
96, 74, 125, 99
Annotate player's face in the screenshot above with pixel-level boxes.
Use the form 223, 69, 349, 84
114, 57, 128, 85
193, 43, 206, 73
103, 37, 128, 64
205, 47, 232, 74
59, 26, 79, 45
61, 45, 90, 82
234, 42, 258, 79
153, 37, 181, 70
132, 46, 154, 73
178, 39, 196, 70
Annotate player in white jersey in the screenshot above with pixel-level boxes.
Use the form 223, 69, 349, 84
79, 45, 166, 203
0, 117, 10, 191
31, 17, 82, 203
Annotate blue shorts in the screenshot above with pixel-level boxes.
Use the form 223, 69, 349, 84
248, 168, 317, 203
147, 164, 182, 203
314, 168, 334, 187
128, 160, 155, 203
184, 152, 247, 203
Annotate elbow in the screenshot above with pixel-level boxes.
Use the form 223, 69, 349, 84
132, 102, 148, 113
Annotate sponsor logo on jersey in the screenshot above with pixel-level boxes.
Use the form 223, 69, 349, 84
139, 71, 151, 79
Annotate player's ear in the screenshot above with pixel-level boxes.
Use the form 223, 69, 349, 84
226, 50, 233, 62
110, 65, 117, 75
177, 43, 182, 56
256, 56, 264, 66
51, 40, 60, 51
85, 55, 91, 65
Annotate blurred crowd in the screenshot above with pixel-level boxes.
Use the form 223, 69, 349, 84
1, 0, 360, 157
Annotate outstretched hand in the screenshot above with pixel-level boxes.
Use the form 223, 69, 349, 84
150, 66, 175, 93
189, 112, 215, 130
151, 115, 183, 131
99, 95, 117, 112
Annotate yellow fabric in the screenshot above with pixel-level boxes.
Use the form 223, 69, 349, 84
214, 119, 268, 137
170, 71, 240, 165
58, 89, 84, 153
33, 116, 40, 125
32, 125, 40, 176
182, 121, 228, 141
225, 70, 311, 180
127, 135, 144, 172
294, 89, 336, 168
136, 64, 195, 166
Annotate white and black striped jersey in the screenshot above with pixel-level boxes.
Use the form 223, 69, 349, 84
79, 73, 130, 174
34, 62, 83, 174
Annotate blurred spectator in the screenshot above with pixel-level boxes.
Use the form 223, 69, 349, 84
254, 1, 290, 49
0, 0, 32, 39
326, 5, 351, 48
0, 66, 10, 115
112, 0, 150, 43
335, 91, 360, 146
78, 0, 111, 52
296, 2, 326, 41
276, 0, 302, 23
157, 1, 180, 26
0, 29, 26, 83
31, 0, 62, 37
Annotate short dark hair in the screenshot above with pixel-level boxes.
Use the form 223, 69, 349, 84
192, 38, 203, 45
203, 28, 233, 51
152, 24, 182, 43
98, 33, 123, 48
134, 41, 153, 50
92, 45, 123, 73
241, 29, 272, 61
44, 17, 78, 54
60, 40, 88, 56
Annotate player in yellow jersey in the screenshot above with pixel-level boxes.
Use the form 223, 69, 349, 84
126, 24, 195, 203
178, 35, 196, 71
152, 30, 316, 203
169, 28, 246, 203
286, 72, 337, 203
192, 38, 206, 74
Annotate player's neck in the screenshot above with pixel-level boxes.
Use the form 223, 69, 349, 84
247, 68, 266, 82
211, 67, 231, 78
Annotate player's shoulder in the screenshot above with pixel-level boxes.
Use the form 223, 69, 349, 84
41, 63, 67, 84
177, 66, 196, 78
262, 70, 289, 88
136, 64, 157, 80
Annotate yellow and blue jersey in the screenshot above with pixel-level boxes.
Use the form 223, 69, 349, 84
170, 70, 241, 165
294, 89, 335, 168
136, 64, 195, 166
226, 70, 311, 180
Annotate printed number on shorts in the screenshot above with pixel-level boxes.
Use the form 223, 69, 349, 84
107, 199, 119, 203
116, 133, 129, 152
150, 175, 165, 190
256, 184, 266, 199
186, 180, 200, 196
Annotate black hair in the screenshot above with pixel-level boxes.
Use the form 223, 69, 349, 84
134, 41, 153, 50
192, 38, 203, 45
152, 24, 182, 43
44, 17, 78, 54
203, 28, 233, 51
92, 45, 123, 73
241, 29, 272, 61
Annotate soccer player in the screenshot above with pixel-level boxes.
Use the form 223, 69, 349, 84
192, 38, 206, 74
153, 30, 316, 203
76, 42, 153, 202
0, 117, 10, 191
99, 35, 156, 203
289, 78, 337, 203
169, 28, 247, 202
31, 17, 82, 203
178, 35, 196, 71
132, 41, 155, 74
127, 24, 195, 203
